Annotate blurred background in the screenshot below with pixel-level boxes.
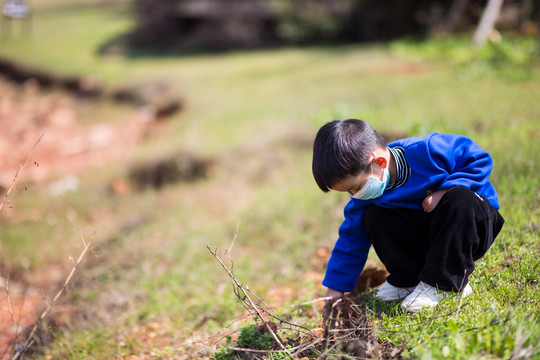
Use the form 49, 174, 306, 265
0, 0, 539, 358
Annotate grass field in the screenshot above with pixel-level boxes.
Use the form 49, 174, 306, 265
0, 1, 539, 359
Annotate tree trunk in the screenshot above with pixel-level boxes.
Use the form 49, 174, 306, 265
472, 0, 504, 47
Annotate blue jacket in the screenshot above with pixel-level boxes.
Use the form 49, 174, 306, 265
322, 133, 500, 292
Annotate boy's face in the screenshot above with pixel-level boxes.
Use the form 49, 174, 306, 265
331, 156, 387, 196
331, 170, 373, 196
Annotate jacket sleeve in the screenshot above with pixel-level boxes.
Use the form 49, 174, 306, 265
428, 133, 493, 192
322, 199, 371, 292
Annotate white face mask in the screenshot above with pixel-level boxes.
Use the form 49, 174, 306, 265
351, 163, 389, 200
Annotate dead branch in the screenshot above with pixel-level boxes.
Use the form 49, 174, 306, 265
207, 246, 294, 359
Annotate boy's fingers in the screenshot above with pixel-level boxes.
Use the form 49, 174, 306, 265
422, 195, 433, 212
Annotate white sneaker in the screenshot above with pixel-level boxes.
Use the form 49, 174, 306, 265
401, 281, 473, 312
373, 281, 416, 301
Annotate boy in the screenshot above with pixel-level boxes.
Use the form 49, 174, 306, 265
312, 119, 504, 312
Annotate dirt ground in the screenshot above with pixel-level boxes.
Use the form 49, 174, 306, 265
0, 77, 160, 189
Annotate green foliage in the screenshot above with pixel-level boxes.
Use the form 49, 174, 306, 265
212, 322, 274, 360
237, 324, 273, 350
391, 34, 540, 81
47, 330, 119, 358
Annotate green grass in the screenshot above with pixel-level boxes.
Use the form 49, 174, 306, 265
0, 1, 539, 359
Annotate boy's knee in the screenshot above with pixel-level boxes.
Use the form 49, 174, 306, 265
440, 187, 477, 206
445, 186, 476, 199
436, 186, 486, 217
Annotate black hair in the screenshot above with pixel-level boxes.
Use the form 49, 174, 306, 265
312, 119, 387, 192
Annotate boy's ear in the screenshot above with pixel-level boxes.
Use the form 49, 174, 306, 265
374, 156, 387, 169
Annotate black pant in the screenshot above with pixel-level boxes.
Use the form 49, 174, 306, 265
364, 187, 505, 292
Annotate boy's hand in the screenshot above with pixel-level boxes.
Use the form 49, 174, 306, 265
422, 189, 449, 213
324, 288, 344, 306
323, 288, 344, 327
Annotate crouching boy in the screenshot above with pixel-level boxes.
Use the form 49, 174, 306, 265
312, 119, 504, 312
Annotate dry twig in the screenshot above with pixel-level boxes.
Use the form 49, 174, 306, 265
207, 246, 294, 359
0, 134, 43, 213
6, 275, 15, 328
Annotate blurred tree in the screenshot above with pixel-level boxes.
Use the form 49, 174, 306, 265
130, 0, 284, 51
130, 0, 179, 49
127, 0, 539, 52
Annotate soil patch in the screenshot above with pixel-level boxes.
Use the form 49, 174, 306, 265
0, 76, 166, 189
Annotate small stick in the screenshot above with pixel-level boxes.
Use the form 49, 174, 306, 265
226, 221, 240, 261
207, 246, 294, 359
6, 274, 15, 325
0, 134, 43, 213
291, 297, 332, 307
